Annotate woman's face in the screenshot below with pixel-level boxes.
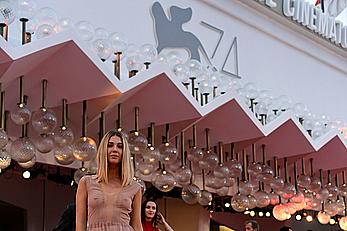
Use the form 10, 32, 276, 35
107, 135, 123, 165
145, 201, 157, 219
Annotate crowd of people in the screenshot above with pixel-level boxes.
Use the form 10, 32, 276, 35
244, 220, 293, 231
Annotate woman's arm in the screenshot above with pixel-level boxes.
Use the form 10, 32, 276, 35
76, 177, 88, 231
131, 189, 143, 231
158, 213, 174, 231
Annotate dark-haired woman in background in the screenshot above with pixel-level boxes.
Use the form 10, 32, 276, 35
141, 200, 174, 231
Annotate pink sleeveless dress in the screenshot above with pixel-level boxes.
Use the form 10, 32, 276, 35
84, 175, 141, 231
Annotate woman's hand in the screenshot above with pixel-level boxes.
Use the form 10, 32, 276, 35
157, 212, 174, 231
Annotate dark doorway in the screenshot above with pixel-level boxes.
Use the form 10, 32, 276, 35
0, 200, 27, 231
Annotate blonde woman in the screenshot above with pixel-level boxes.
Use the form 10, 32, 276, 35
76, 130, 143, 231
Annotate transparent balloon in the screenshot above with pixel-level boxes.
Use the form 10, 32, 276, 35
187, 147, 204, 162
185, 59, 202, 78
142, 147, 160, 164
109, 32, 128, 53
0, 128, 8, 149
225, 159, 242, 178
53, 126, 74, 147
17, 0, 37, 19
10, 137, 36, 163
74, 167, 88, 184
32, 108, 57, 134
231, 194, 248, 212
159, 142, 178, 165
140, 44, 157, 63
75, 21, 94, 41
213, 164, 230, 178
197, 190, 213, 206
205, 172, 224, 189
166, 50, 184, 68
34, 133, 55, 153
0, 149, 11, 169
340, 216, 347, 230
173, 63, 190, 84
92, 38, 112, 60
11, 104, 31, 125
138, 161, 156, 175
198, 150, 218, 171
18, 155, 36, 168
54, 145, 74, 165
126, 54, 144, 72
36, 24, 55, 39
198, 78, 213, 95
35, 7, 57, 26
175, 166, 192, 186
94, 27, 109, 39
181, 184, 201, 205
254, 190, 270, 208
73, 136, 97, 161
239, 181, 257, 195
0, 1, 15, 25
153, 170, 176, 192
55, 17, 73, 32
297, 174, 311, 189
272, 204, 290, 221
248, 162, 262, 176
128, 131, 148, 155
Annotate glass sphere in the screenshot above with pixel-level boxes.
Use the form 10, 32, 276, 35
254, 190, 270, 208
316, 187, 330, 201
35, 7, 57, 26
140, 44, 157, 63
109, 32, 128, 53
54, 145, 74, 165
269, 192, 280, 205
293, 103, 308, 118
273, 204, 290, 221
128, 131, 148, 155
55, 17, 73, 32
17, 0, 37, 19
290, 191, 305, 203
270, 176, 285, 191
185, 59, 202, 78
308, 176, 322, 193
0, 149, 11, 169
223, 177, 236, 187
239, 181, 256, 195
297, 174, 311, 188
11, 104, 31, 125
126, 54, 144, 72
73, 136, 97, 161
187, 147, 203, 162
339, 184, 347, 197
94, 27, 109, 39
175, 166, 192, 185
0, 1, 15, 25
280, 182, 296, 199
138, 161, 156, 175
198, 190, 213, 206
92, 38, 112, 60
326, 183, 339, 199
225, 159, 242, 178
0, 128, 8, 149
18, 155, 36, 168
165, 157, 181, 173
231, 194, 249, 212
166, 50, 184, 68
143, 147, 160, 164
10, 137, 36, 162
32, 108, 57, 134
53, 126, 74, 147
153, 170, 176, 192
325, 201, 338, 216
75, 21, 94, 41
135, 177, 146, 193
285, 202, 297, 215
173, 63, 190, 84
181, 184, 201, 205
247, 195, 257, 209
213, 164, 230, 178
74, 167, 88, 184
36, 24, 55, 39
205, 172, 224, 189
34, 133, 55, 153
159, 142, 177, 165
85, 159, 97, 174
260, 165, 274, 183
198, 78, 213, 95
198, 150, 218, 171
339, 216, 347, 230
248, 162, 263, 176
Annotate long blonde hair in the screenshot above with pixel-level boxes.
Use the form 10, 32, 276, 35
96, 130, 134, 186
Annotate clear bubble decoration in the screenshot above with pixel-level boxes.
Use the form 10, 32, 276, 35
11, 104, 31, 125
198, 150, 218, 171
325, 201, 338, 217
10, 137, 36, 163
231, 194, 248, 212
254, 190, 270, 208
17, 0, 37, 19
205, 172, 223, 189
173, 63, 190, 84
154, 53, 167, 65
138, 161, 156, 175
92, 38, 112, 61
316, 187, 330, 201
74, 167, 88, 184
94, 27, 109, 39
225, 159, 242, 178
35, 7, 57, 26
75, 20, 94, 41
32, 108, 57, 134
246, 195, 257, 210
34, 133, 55, 153
248, 162, 262, 176
197, 190, 213, 206
73, 136, 97, 161
18, 155, 36, 168
217, 187, 229, 197
340, 216, 347, 230
36, 24, 55, 39
166, 157, 181, 173
53, 126, 74, 147
159, 142, 178, 165
140, 44, 157, 63
126, 54, 144, 72
181, 184, 201, 205
153, 170, 176, 192
134, 177, 146, 193
54, 145, 74, 165
0, 149, 11, 169
142, 147, 160, 164
270, 176, 285, 192
175, 166, 192, 186
326, 183, 339, 199
0, 128, 8, 149
187, 147, 204, 162
269, 191, 280, 205
272, 204, 290, 221
55, 17, 73, 32
166, 50, 184, 68
260, 165, 274, 183
198, 78, 213, 95
128, 131, 148, 155
0, 0, 16, 25
280, 182, 296, 200
213, 164, 230, 178
297, 174, 311, 188
185, 59, 202, 78
339, 183, 347, 197
239, 181, 257, 195
109, 32, 128, 53
86, 158, 98, 174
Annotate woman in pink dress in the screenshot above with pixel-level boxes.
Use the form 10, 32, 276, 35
76, 130, 143, 231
